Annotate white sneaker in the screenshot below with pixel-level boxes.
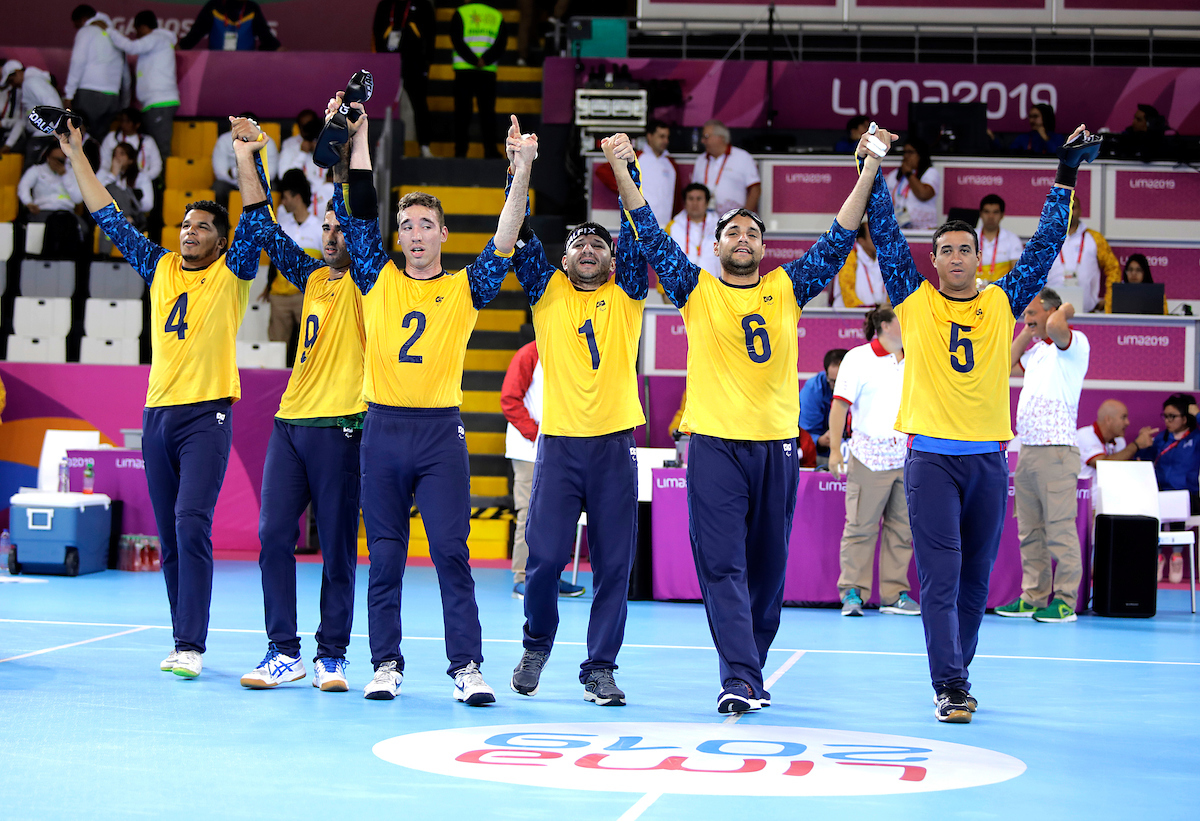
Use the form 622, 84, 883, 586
313, 657, 349, 692
240, 646, 306, 689
364, 660, 402, 700
453, 661, 496, 706
172, 650, 203, 678
160, 650, 180, 672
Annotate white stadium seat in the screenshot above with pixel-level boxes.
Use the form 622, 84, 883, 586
6, 334, 66, 363
237, 340, 286, 369
24, 222, 45, 255
247, 265, 270, 303
0, 222, 13, 264
20, 258, 75, 297
89, 260, 146, 299
237, 301, 271, 341
84, 298, 143, 339
80, 337, 140, 365
13, 296, 71, 336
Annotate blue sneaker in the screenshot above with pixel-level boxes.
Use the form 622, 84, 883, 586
512, 581, 525, 600
240, 643, 305, 689
841, 589, 864, 617
558, 577, 585, 597
312, 657, 349, 692
717, 679, 760, 714
754, 689, 771, 708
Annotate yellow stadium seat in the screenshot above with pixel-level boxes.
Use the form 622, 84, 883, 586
0, 185, 17, 222
160, 226, 181, 253
260, 122, 282, 149
228, 190, 279, 226
165, 156, 214, 189
163, 189, 216, 222
171, 120, 218, 159
0, 154, 22, 186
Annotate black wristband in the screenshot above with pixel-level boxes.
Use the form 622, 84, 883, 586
347, 169, 378, 220
1055, 162, 1078, 188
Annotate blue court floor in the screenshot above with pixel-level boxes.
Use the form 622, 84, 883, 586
2, 561, 1198, 820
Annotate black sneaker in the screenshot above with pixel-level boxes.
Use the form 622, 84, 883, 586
935, 689, 973, 723
582, 668, 626, 706
933, 691, 978, 712
510, 649, 549, 696
717, 679, 760, 714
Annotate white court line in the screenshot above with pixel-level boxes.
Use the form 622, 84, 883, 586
0, 626, 152, 664
616, 791, 663, 821
2, 620, 1198, 666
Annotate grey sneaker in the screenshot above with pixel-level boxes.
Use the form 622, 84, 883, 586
880, 592, 921, 615
453, 661, 496, 706
364, 660, 402, 700
841, 589, 864, 617
583, 668, 625, 706
511, 649, 549, 696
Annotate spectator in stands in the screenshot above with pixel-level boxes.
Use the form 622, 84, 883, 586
212, 112, 278, 206
99, 108, 163, 182
664, 183, 719, 275
277, 117, 324, 196
1, 60, 63, 163
976, 194, 1025, 284
179, 0, 280, 51
799, 348, 847, 460
834, 115, 870, 154
1008, 104, 1064, 156
889, 136, 939, 230
1119, 103, 1169, 161
692, 119, 760, 215
451, 1, 506, 159
1046, 195, 1120, 313
106, 11, 179, 161
1112, 253, 1167, 314
265, 169, 322, 365
18, 144, 83, 217
829, 306, 917, 618
1077, 399, 1157, 482
373, 0, 436, 158
596, 120, 679, 228
97, 142, 153, 229
64, 7, 129, 140
1139, 394, 1200, 583
832, 222, 883, 308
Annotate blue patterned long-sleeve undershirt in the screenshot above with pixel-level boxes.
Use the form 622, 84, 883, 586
864, 168, 1072, 317
250, 220, 326, 292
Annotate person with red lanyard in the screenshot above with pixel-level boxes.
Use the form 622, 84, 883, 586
690, 119, 760, 216
1138, 394, 1200, 583
665, 183, 720, 276
1046, 196, 1121, 312
1076, 399, 1157, 482
833, 222, 884, 308
976, 194, 1025, 285
998, 287, 1090, 624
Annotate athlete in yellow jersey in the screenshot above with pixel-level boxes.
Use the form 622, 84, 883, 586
60, 116, 273, 680
230, 120, 366, 694
607, 128, 891, 714
327, 91, 513, 705
488, 117, 646, 705
862, 124, 1100, 723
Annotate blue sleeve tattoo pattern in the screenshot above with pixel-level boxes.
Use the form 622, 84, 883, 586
226, 151, 274, 280
863, 167, 923, 307
628, 203, 699, 308
466, 239, 514, 310
333, 183, 384, 295
252, 220, 325, 291
93, 203, 167, 284
511, 230, 556, 305
995, 186, 1071, 318
783, 220, 856, 307
615, 200, 649, 300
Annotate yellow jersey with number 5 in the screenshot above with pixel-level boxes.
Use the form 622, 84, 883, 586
893, 280, 1016, 441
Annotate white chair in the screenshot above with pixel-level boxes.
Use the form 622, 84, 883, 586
247, 265, 270, 303
1157, 489, 1197, 614
24, 221, 45, 255
13, 296, 71, 336
6, 335, 66, 363
237, 302, 271, 341
236, 340, 286, 368
83, 298, 142, 339
0, 221, 13, 264
89, 260, 145, 299
80, 336, 140, 365
19, 258, 75, 297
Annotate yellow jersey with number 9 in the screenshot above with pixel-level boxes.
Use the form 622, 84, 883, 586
533, 271, 646, 437
893, 280, 1016, 441
362, 261, 478, 408
680, 268, 802, 441
146, 255, 251, 408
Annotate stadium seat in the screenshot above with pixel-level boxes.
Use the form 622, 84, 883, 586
0, 222, 12, 263
84, 298, 143, 339
236, 340, 286, 368
89, 260, 145, 299
260, 122, 282, 150
237, 301, 270, 341
13, 296, 71, 336
24, 221, 45, 255
247, 265, 270, 303
0, 153, 21, 186
0, 185, 17, 222
165, 156, 215, 189
80, 336, 140, 365
20, 259, 75, 298
5, 334, 67, 363
163, 188, 216, 222
171, 120, 218, 159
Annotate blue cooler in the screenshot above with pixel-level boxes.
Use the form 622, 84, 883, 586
9, 491, 113, 576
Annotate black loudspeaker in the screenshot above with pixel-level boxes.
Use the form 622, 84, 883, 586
1093, 514, 1159, 617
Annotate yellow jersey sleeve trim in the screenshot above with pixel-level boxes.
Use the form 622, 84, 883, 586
492, 246, 515, 259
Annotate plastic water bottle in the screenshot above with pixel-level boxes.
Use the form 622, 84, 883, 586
58, 457, 70, 492
82, 458, 95, 494
0, 529, 10, 575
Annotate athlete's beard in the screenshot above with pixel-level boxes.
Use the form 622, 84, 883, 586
566, 258, 610, 288
720, 247, 759, 277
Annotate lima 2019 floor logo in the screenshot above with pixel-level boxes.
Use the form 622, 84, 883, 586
373, 723, 1025, 796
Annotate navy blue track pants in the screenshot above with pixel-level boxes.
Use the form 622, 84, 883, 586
523, 431, 638, 678
686, 433, 800, 693
360, 404, 483, 677
142, 399, 233, 654
258, 419, 361, 660
904, 449, 1008, 693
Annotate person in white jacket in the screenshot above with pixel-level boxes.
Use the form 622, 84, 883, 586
211, 112, 277, 205
18, 144, 83, 214
106, 11, 180, 160
97, 141, 153, 227
64, 8, 129, 139
99, 108, 163, 182
1, 61, 64, 163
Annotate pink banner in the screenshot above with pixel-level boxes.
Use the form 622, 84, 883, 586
859, 0, 1042, 5
1113, 170, 1200, 222
1065, 0, 1198, 7
545, 59, 1200, 135
771, 165, 864, 214
942, 165, 1093, 219
1069, 324, 1189, 383
1109, 244, 1200, 300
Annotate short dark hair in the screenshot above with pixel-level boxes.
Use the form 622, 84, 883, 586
397, 191, 445, 227
279, 169, 312, 206
646, 118, 669, 135
932, 220, 980, 254
824, 349, 848, 371
133, 10, 158, 29
979, 194, 1005, 212
565, 221, 614, 251
715, 208, 764, 240
119, 107, 142, 128
300, 118, 321, 141
1039, 287, 1062, 311
184, 200, 230, 240
902, 136, 932, 178
71, 4, 96, 23
846, 115, 868, 134
1123, 253, 1154, 284
1164, 393, 1196, 432
682, 182, 710, 202
863, 306, 895, 341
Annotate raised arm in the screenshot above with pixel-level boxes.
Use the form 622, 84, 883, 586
226, 116, 277, 280
492, 116, 554, 302
324, 93, 384, 294
615, 195, 649, 301
861, 168, 923, 307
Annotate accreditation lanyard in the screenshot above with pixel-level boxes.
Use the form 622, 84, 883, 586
703, 147, 731, 189
1059, 232, 1085, 273
685, 217, 704, 260
977, 234, 999, 274
859, 253, 881, 305
1156, 432, 1189, 465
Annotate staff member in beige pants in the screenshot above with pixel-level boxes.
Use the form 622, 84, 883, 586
998, 287, 1090, 623
829, 306, 918, 617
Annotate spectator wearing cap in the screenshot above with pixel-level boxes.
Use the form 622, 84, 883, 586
799, 348, 847, 460
64, 6, 130, 140
1077, 399, 1157, 482
99, 108, 163, 182
665, 183, 720, 275
1, 60, 64, 163
106, 10, 180, 161
976, 194, 1025, 285
832, 223, 883, 308
691, 119, 760, 216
